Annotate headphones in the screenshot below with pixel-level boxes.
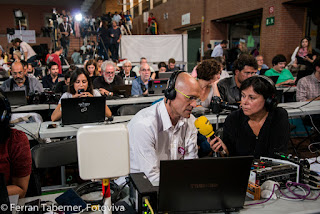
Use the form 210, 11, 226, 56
164, 70, 185, 100
0, 93, 11, 127
256, 75, 277, 112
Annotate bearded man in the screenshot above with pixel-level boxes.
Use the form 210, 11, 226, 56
93, 61, 124, 96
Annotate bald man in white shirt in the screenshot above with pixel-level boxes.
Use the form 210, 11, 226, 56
128, 72, 201, 182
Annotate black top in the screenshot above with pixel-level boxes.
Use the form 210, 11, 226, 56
107, 27, 121, 44
296, 49, 317, 70
120, 70, 136, 79
222, 107, 289, 158
54, 81, 68, 93
90, 76, 99, 83
93, 75, 124, 93
217, 76, 241, 104
97, 27, 109, 44
42, 74, 63, 90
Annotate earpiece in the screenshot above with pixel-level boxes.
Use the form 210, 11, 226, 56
164, 70, 185, 101
257, 75, 277, 112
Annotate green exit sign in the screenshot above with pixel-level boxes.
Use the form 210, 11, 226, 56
266, 17, 275, 26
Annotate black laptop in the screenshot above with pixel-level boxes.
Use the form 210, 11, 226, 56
266, 76, 279, 85
61, 96, 106, 125
158, 156, 253, 213
148, 79, 168, 95
0, 173, 11, 214
4, 91, 27, 106
113, 85, 132, 97
159, 72, 173, 79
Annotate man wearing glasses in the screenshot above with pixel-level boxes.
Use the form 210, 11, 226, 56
93, 61, 124, 96
128, 72, 201, 182
131, 63, 151, 96
217, 54, 258, 104
1, 62, 43, 94
120, 60, 136, 84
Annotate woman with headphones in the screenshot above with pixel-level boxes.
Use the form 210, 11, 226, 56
210, 76, 290, 158
51, 68, 112, 121
0, 91, 32, 198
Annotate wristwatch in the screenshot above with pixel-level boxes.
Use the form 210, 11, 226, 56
108, 92, 112, 96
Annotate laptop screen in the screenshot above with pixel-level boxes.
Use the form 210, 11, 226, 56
267, 76, 279, 85
113, 85, 132, 97
158, 156, 253, 213
159, 72, 173, 79
61, 96, 106, 125
4, 91, 27, 106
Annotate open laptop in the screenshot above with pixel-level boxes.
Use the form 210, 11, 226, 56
158, 156, 253, 213
267, 76, 279, 85
0, 173, 11, 214
4, 91, 27, 106
159, 72, 173, 79
61, 96, 106, 126
148, 79, 168, 95
113, 85, 132, 97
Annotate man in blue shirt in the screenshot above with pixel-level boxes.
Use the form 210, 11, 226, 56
131, 63, 151, 96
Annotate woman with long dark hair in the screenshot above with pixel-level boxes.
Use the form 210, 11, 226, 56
51, 68, 112, 121
291, 37, 317, 83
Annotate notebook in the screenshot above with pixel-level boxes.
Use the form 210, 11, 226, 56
4, 91, 27, 106
148, 79, 168, 95
158, 156, 253, 213
61, 96, 106, 125
159, 72, 173, 79
113, 85, 132, 97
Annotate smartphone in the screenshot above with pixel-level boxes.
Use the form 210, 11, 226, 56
47, 124, 57, 129
78, 89, 85, 94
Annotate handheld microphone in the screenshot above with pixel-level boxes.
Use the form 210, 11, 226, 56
194, 116, 226, 154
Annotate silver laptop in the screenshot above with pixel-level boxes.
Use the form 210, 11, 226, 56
159, 72, 173, 79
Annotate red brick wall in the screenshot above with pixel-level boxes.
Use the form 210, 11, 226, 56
132, 0, 204, 35
0, 4, 68, 35
261, 2, 305, 65
105, 0, 123, 14
132, 0, 307, 66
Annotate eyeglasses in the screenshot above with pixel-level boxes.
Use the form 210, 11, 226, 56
12, 71, 24, 76
141, 69, 151, 72
175, 88, 200, 102
123, 65, 132, 68
104, 72, 115, 75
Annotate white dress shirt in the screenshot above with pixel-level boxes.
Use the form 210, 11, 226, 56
20, 41, 37, 60
211, 44, 224, 57
127, 100, 198, 182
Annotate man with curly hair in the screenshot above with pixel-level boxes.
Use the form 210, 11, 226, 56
217, 54, 258, 104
